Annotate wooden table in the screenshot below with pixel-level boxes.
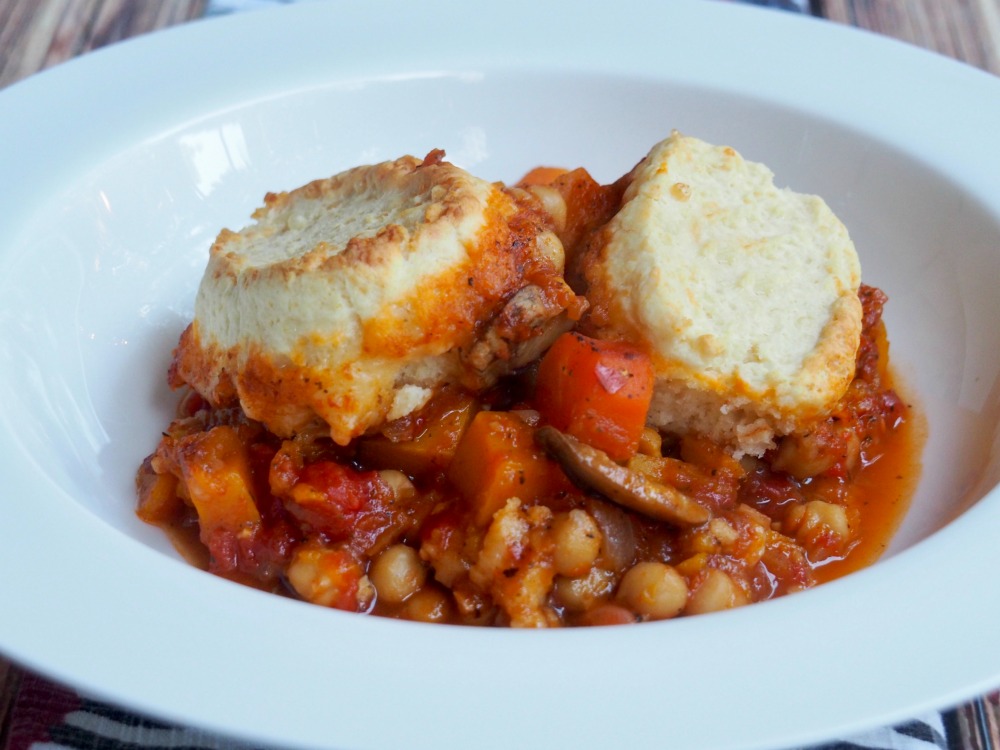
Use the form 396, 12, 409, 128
0, 1, 998, 749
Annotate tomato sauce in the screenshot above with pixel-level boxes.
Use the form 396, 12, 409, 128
137, 157, 922, 627
813, 380, 924, 583
136, 283, 922, 627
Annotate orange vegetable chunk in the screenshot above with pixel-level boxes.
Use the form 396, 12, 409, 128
135, 457, 181, 524
357, 392, 476, 475
174, 424, 261, 541
448, 411, 566, 527
534, 332, 654, 462
517, 166, 569, 186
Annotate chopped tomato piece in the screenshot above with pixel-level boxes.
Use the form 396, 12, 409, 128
534, 332, 654, 462
285, 461, 392, 542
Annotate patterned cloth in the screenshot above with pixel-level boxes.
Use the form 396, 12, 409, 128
0, 1, 963, 749
4, 671, 953, 750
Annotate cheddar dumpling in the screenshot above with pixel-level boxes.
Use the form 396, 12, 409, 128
580, 132, 862, 456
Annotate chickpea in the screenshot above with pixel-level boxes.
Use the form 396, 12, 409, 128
685, 569, 748, 615
683, 518, 739, 555
771, 432, 837, 479
401, 587, 454, 624
804, 500, 849, 539
378, 469, 416, 501
286, 543, 373, 611
616, 562, 688, 621
552, 509, 603, 577
369, 544, 427, 605
552, 566, 616, 612
785, 500, 850, 560
772, 429, 862, 480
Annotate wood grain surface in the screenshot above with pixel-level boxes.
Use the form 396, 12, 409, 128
0, 1, 997, 750
0, 0, 206, 89
819, 0, 1000, 74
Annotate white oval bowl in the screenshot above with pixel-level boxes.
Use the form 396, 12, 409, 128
1, 2, 999, 749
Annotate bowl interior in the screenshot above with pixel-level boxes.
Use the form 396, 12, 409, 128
2, 71, 998, 564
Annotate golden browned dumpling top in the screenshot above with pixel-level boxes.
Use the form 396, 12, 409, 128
581, 132, 862, 456
170, 151, 582, 444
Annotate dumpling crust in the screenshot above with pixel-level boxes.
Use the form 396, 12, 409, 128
581, 132, 862, 456
171, 152, 581, 444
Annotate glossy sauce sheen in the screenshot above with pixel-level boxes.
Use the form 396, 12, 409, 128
137, 162, 921, 626
813, 388, 923, 583
138, 287, 921, 627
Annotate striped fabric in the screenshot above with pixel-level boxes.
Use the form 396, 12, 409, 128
7, 676, 256, 750
4, 670, 952, 750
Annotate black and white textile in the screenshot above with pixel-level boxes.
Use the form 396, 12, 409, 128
4, 670, 954, 750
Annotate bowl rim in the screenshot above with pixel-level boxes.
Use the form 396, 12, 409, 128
1, 2, 1000, 750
